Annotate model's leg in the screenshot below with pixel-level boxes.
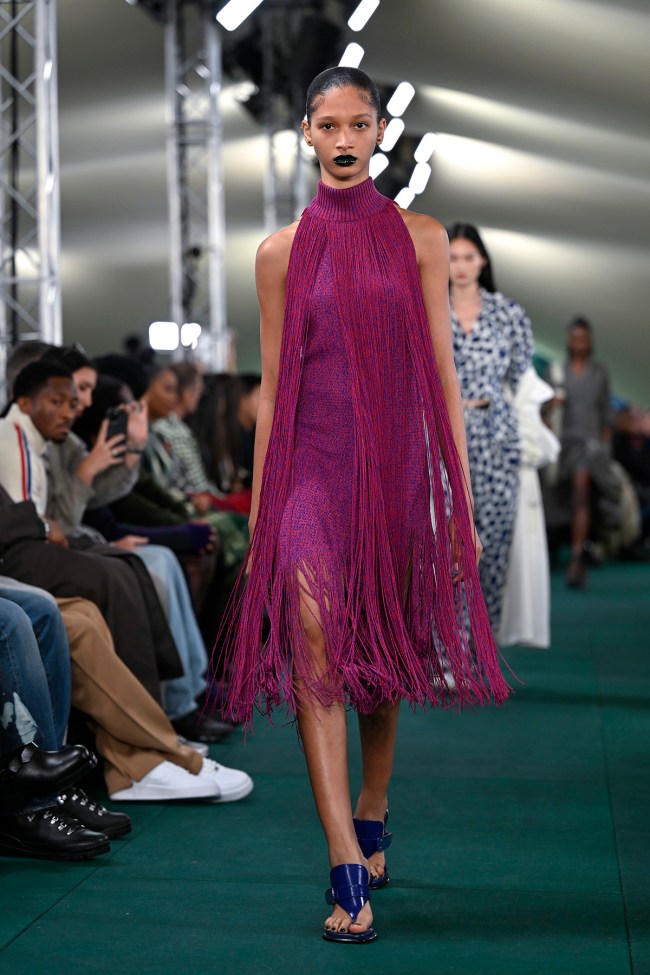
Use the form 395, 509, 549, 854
295, 573, 372, 936
354, 701, 400, 882
567, 468, 591, 586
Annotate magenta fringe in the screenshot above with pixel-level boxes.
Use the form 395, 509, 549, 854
214, 180, 509, 727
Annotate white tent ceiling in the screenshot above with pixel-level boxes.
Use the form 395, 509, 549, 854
56, 0, 649, 401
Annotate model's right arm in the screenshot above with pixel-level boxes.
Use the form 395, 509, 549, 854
248, 228, 293, 538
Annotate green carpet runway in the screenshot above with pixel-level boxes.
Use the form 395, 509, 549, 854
1, 563, 648, 975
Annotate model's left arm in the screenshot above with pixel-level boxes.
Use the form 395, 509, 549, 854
504, 301, 534, 394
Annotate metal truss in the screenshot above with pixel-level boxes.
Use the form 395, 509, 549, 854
164, 0, 231, 369
0, 0, 61, 395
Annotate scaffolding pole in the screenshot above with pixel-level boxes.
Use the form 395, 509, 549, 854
165, 0, 230, 369
0, 0, 61, 398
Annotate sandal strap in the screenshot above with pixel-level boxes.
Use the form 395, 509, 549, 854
324, 864, 371, 923
353, 816, 393, 856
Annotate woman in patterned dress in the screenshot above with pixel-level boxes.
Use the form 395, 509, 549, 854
448, 224, 534, 632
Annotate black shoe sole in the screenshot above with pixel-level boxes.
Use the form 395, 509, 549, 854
96, 821, 132, 840
0, 838, 110, 861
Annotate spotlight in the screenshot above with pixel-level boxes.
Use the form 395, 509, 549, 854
217, 0, 266, 32
348, 0, 380, 32
149, 322, 179, 352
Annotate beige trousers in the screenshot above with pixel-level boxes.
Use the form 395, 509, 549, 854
56, 597, 202, 794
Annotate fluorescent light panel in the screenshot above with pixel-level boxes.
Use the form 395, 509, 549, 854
379, 118, 404, 153
149, 321, 179, 352
348, 0, 380, 32
394, 187, 415, 209
217, 0, 265, 31
369, 153, 389, 180
339, 43, 365, 68
409, 161, 431, 194
386, 82, 415, 118
414, 132, 437, 163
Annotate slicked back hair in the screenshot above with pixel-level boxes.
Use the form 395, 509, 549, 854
305, 67, 382, 123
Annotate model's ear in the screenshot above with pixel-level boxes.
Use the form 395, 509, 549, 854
376, 116, 387, 146
301, 118, 312, 147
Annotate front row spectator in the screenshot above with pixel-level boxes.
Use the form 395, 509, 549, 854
0, 358, 228, 743
0, 576, 252, 862
0, 586, 116, 859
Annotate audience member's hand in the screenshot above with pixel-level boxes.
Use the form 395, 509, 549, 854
46, 519, 69, 548
189, 492, 212, 514
76, 419, 126, 485
190, 520, 217, 553
126, 400, 149, 449
112, 535, 149, 550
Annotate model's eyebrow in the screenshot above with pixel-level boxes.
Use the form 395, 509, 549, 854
314, 112, 373, 122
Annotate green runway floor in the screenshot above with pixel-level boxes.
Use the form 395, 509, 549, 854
1, 563, 649, 975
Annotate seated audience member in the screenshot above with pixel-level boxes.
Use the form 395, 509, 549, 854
0, 583, 252, 817
0, 363, 183, 703
56, 595, 253, 803
189, 372, 261, 494
142, 365, 249, 574
39, 344, 144, 534
38, 347, 227, 742
153, 362, 250, 514
0, 587, 112, 860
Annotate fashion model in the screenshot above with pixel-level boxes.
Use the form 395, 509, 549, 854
448, 224, 534, 632
218, 68, 508, 943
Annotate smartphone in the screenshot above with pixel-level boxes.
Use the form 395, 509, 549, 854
105, 406, 128, 452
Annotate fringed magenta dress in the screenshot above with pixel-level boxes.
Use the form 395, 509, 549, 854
219, 177, 509, 725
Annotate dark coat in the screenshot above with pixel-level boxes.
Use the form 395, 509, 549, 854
0, 487, 182, 701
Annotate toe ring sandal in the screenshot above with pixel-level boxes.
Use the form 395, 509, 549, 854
353, 811, 392, 891
322, 863, 377, 943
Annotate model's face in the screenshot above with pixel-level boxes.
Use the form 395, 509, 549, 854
449, 238, 486, 287
72, 366, 97, 416
18, 377, 78, 442
146, 368, 178, 419
568, 325, 592, 357
302, 86, 386, 187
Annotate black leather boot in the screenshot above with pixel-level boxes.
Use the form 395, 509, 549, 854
58, 788, 132, 839
0, 807, 110, 860
0, 743, 97, 808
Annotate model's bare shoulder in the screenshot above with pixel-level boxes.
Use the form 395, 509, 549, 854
256, 221, 299, 276
398, 209, 448, 260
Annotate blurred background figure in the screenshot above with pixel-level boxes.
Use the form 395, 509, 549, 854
447, 223, 533, 634
498, 368, 560, 649
189, 373, 261, 496
544, 317, 617, 588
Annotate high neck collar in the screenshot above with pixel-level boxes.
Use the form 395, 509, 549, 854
310, 177, 389, 222
6, 402, 49, 456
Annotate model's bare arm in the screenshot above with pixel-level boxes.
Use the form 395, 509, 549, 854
248, 225, 295, 538
402, 211, 480, 561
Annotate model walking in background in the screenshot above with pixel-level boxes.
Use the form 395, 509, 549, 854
218, 68, 509, 943
448, 224, 534, 632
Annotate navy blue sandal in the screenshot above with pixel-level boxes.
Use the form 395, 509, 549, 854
353, 811, 392, 890
322, 863, 377, 943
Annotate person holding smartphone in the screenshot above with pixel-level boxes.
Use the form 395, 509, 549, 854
39, 346, 149, 537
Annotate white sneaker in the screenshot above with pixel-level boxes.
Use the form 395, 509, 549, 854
109, 760, 219, 801
177, 735, 209, 758
200, 758, 254, 803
